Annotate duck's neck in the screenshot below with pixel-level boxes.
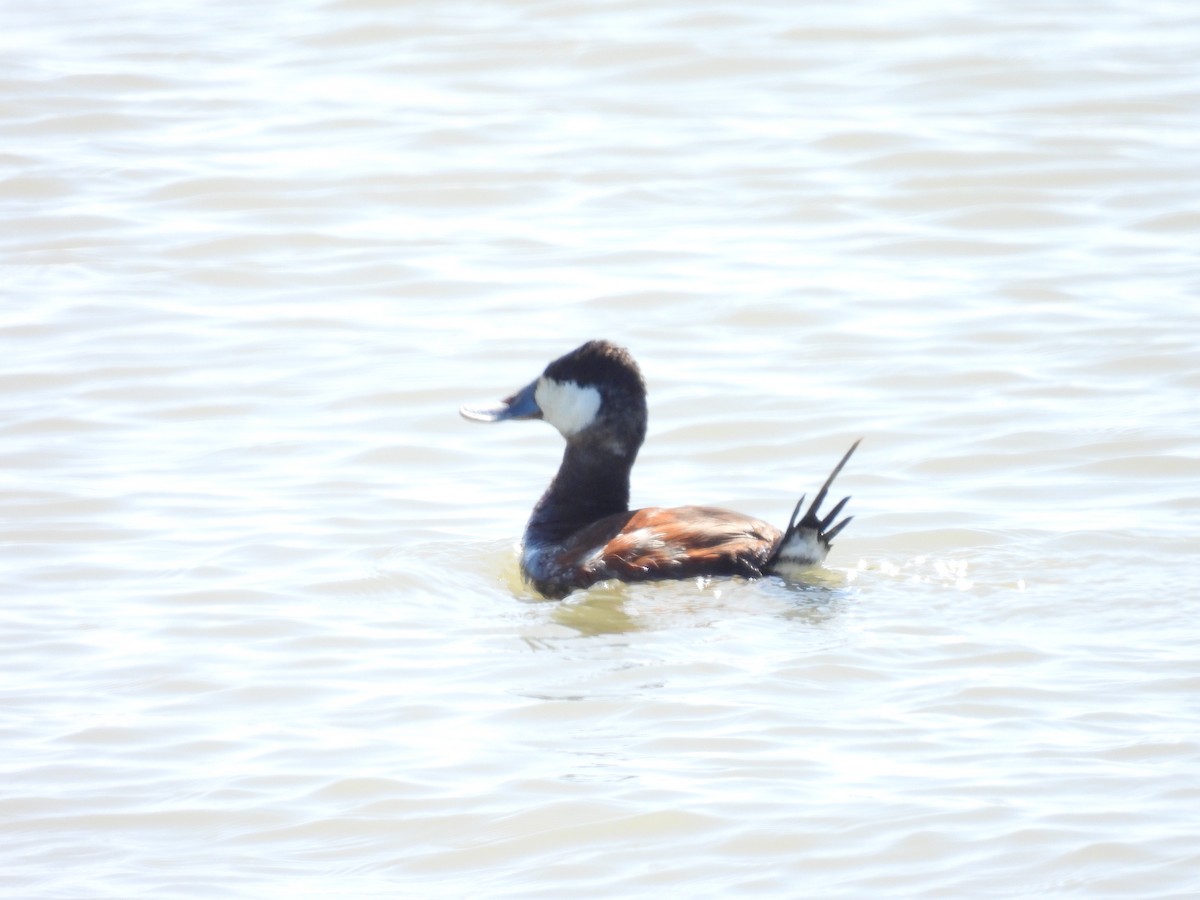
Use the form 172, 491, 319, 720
526, 442, 636, 543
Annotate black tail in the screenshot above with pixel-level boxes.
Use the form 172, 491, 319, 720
765, 439, 861, 571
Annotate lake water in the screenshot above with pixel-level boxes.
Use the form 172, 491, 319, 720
3, 0, 1199, 896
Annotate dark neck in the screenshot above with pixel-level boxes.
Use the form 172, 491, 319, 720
526, 442, 636, 542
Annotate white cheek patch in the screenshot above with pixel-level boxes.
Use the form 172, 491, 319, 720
535, 377, 601, 437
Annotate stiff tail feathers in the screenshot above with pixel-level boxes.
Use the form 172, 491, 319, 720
765, 439, 861, 572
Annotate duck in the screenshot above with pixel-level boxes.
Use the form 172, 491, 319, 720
461, 339, 860, 599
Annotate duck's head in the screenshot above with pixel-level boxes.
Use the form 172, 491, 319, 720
460, 339, 647, 456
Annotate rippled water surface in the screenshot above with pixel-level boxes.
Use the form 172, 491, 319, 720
4, 0, 1199, 896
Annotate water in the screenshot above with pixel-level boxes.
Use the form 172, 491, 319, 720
3, 0, 1199, 896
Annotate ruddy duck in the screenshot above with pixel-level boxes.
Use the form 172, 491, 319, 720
461, 340, 860, 599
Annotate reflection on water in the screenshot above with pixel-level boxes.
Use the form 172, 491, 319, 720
543, 574, 849, 637
4, 0, 1200, 896
551, 587, 644, 637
